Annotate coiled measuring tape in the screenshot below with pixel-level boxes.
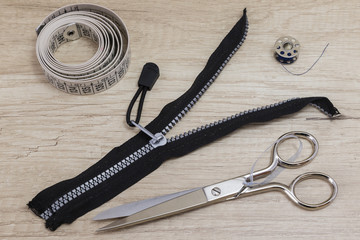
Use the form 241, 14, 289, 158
36, 4, 130, 95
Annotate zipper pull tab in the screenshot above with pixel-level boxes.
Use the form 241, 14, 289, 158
131, 120, 167, 148
126, 63, 160, 127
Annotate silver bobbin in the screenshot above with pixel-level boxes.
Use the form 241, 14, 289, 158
274, 36, 300, 64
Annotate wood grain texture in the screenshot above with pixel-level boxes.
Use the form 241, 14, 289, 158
0, 0, 359, 239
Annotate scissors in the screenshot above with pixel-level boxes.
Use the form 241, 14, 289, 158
94, 131, 338, 231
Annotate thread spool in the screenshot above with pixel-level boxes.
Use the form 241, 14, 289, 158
274, 36, 300, 64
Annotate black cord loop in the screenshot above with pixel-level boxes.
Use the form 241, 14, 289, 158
126, 63, 160, 127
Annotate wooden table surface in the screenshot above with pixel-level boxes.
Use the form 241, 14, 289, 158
1, 0, 359, 239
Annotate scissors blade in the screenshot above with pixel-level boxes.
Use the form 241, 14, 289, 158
93, 188, 201, 220
96, 188, 209, 231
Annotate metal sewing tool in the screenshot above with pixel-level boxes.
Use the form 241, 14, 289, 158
274, 36, 300, 64
94, 131, 338, 231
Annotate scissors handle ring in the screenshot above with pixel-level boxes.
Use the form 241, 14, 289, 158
274, 131, 319, 169
288, 172, 338, 210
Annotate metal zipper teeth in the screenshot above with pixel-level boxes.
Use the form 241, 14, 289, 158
166, 98, 339, 143
310, 103, 339, 117
39, 143, 154, 220
161, 19, 249, 136
166, 98, 300, 143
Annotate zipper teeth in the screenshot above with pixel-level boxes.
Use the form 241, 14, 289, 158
39, 144, 154, 220
167, 97, 299, 143
310, 103, 337, 117
161, 19, 249, 136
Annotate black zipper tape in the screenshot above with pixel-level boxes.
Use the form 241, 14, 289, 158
28, 9, 339, 231
146, 9, 249, 135
166, 97, 339, 158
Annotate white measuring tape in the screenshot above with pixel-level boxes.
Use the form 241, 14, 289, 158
36, 4, 130, 95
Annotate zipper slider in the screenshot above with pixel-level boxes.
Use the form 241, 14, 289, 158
131, 120, 167, 148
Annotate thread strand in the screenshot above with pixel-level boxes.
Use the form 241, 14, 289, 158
281, 43, 329, 76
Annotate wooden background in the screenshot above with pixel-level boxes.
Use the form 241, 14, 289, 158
0, 0, 359, 239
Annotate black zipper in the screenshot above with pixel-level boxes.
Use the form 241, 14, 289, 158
35, 12, 250, 222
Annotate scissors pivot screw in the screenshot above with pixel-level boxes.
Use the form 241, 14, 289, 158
211, 187, 221, 196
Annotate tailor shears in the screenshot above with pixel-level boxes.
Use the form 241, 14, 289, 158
94, 131, 338, 231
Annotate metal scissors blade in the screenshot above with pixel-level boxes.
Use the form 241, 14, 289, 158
93, 188, 201, 220
96, 188, 209, 231
96, 177, 246, 231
